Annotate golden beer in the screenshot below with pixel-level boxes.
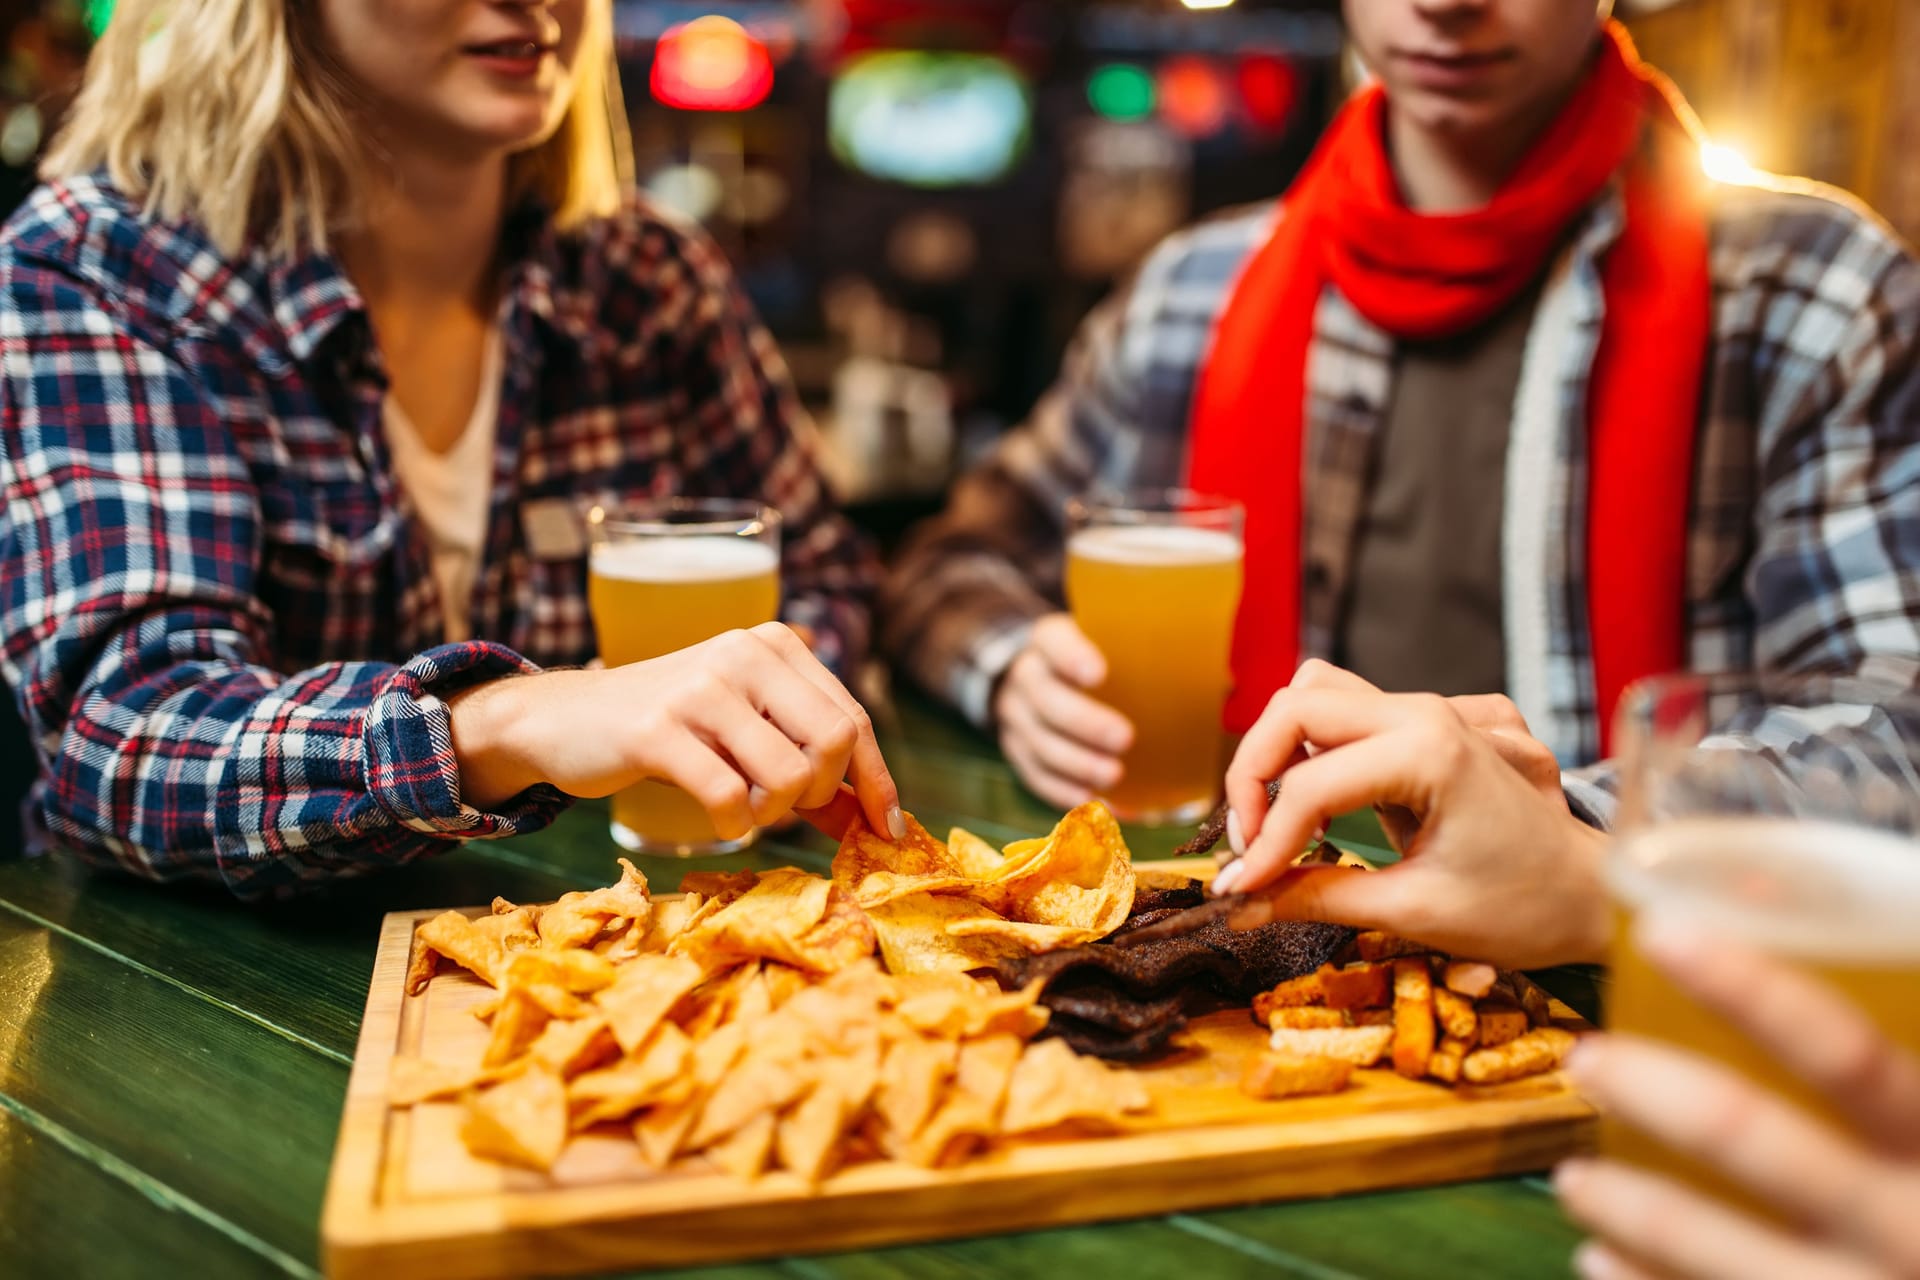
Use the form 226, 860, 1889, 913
1605, 816, 1920, 1218
587, 520, 780, 854
1065, 512, 1244, 822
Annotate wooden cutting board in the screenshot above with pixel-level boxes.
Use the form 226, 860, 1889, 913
322, 873, 1595, 1280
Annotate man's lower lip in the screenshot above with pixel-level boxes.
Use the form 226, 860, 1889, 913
1397, 54, 1505, 88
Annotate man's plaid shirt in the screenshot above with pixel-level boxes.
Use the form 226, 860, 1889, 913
0, 176, 878, 892
883, 176, 1920, 819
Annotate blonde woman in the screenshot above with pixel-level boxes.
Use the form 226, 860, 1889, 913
0, 0, 903, 889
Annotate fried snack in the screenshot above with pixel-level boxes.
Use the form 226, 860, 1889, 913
1256, 970, 1325, 1009
1475, 1002, 1529, 1048
416, 908, 539, 988
867, 893, 1026, 976
1463, 1027, 1577, 1084
1000, 1037, 1151, 1134
1351, 1007, 1395, 1027
1268, 1024, 1394, 1066
388, 1056, 491, 1105
876, 1032, 958, 1143
671, 868, 877, 975
1240, 1052, 1354, 1100
484, 988, 552, 1067
1442, 961, 1498, 999
1264, 1006, 1347, 1030
567, 1023, 693, 1128
893, 973, 1048, 1040
405, 943, 441, 997
1513, 974, 1554, 1027
677, 869, 760, 905
706, 1110, 777, 1180
907, 1033, 1024, 1167
1354, 932, 1428, 963
1391, 957, 1435, 1079
462, 1067, 568, 1171
538, 859, 652, 949
528, 1015, 617, 1077
1433, 988, 1479, 1042
596, 953, 706, 1053
1319, 961, 1393, 1010
1427, 1036, 1472, 1085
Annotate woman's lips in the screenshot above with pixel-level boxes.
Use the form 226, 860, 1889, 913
464, 39, 552, 78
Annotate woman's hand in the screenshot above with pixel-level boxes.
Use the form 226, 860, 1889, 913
992, 613, 1135, 808
1556, 919, 1920, 1280
1215, 661, 1608, 969
449, 622, 903, 842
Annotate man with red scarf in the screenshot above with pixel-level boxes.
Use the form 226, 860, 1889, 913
884, 2, 1918, 816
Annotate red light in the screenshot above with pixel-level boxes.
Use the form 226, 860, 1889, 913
1156, 56, 1228, 139
1238, 54, 1297, 135
651, 16, 775, 112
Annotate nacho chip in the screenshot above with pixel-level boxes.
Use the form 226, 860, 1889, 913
596, 953, 706, 1053
506, 948, 618, 995
775, 1076, 862, 1184
906, 1033, 1024, 1167
892, 974, 1048, 1040
634, 1097, 699, 1170
689, 1053, 817, 1150
416, 910, 511, 987
483, 988, 552, 1068
461, 1067, 568, 1171
404, 943, 441, 997
528, 1015, 617, 1077
1001, 1038, 1151, 1133
671, 868, 837, 972
791, 883, 878, 974
389, 1055, 486, 1106
538, 859, 652, 949
867, 894, 1026, 976
677, 869, 761, 905
639, 893, 705, 954
705, 1110, 777, 1180
875, 1033, 957, 1144
568, 1022, 693, 1128
674, 962, 761, 1040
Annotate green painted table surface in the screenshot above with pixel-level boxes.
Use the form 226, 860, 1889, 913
0, 692, 1603, 1280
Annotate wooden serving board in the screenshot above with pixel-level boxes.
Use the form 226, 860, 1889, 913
322, 874, 1595, 1279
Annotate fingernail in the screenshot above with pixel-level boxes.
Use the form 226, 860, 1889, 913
1553, 1156, 1593, 1199
1571, 1241, 1617, 1280
1226, 809, 1248, 858
1211, 860, 1246, 896
887, 806, 907, 841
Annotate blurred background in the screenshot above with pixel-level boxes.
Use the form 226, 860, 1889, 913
5, 0, 1918, 551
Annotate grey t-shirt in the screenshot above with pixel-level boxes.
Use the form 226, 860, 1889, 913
1337, 284, 1542, 696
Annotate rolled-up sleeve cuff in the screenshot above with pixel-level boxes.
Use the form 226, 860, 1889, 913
1561, 773, 1618, 832
363, 642, 572, 837
952, 616, 1039, 729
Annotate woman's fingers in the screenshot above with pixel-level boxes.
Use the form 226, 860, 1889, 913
655, 729, 756, 841
744, 623, 902, 837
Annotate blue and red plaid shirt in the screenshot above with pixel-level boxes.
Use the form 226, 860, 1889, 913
0, 175, 879, 893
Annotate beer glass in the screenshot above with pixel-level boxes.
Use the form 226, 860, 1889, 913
1064, 490, 1245, 823
586, 499, 781, 855
1604, 673, 1920, 1216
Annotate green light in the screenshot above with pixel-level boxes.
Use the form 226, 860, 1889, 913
1088, 63, 1154, 122
85, 0, 116, 39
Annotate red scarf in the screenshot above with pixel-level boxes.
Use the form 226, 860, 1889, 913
1188, 22, 1707, 752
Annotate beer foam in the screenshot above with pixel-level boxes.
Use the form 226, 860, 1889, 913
590, 536, 778, 582
1610, 817, 1920, 963
1069, 524, 1242, 565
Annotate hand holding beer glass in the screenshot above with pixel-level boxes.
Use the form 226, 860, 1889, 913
1558, 674, 1920, 1277
587, 499, 782, 854
1062, 491, 1244, 823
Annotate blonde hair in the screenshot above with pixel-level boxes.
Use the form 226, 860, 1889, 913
42, 0, 625, 258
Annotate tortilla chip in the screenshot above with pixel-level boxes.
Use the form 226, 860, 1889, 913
790, 884, 878, 974
634, 1097, 698, 1170
705, 1110, 776, 1180
639, 893, 704, 954
405, 942, 441, 997
671, 868, 837, 972
867, 894, 1027, 976
596, 953, 706, 1053
461, 1067, 568, 1171
514, 981, 592, 1020
568, 1023, 693, 1128
416, 911, 507, 987
677, 869, 761, 904
1001, 1038, 1151, 1134
389, 1055, 485, 1106
689, 1053, 817, 1150
483, 988, 552, 1068
892, 974, 1048, 1040
907, 1033, 1023, 1167
506, 948, 618, 994
538, 859, 652, 949
527, 1015, 617, 1077
875, 1033, 957, 1144
675, 962, 762, 1040
776, 1076, 862, 1184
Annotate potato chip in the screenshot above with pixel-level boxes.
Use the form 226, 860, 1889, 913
996, 803, 1134, 937
875, 1033, 956, 1145
568, 1023, 693, 1128
945, 827, 1008, 878
844, 870, 983, 910
866, 894, 1027, 976
596, 953, 705, 1053
1001, 1038, 1150, 1134
461, 1066, 567, 1171
832, 810, 955, 886
538, 859, 652, 949
705, 1111, 776, 1180
944, 917, 1099, 952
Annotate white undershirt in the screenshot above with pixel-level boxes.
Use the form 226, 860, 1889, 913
381, 327, 503, 643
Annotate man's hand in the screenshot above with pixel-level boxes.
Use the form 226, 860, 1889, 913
992, 613, 1134, 808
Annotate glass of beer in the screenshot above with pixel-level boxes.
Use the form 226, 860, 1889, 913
1064, 489, 1244, 823
1603, 673, 1920, 1217
586, 499, 782, 856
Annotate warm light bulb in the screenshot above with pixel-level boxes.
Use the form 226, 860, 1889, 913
1180, 0, 1236, 10
1700, 142, 1758, 184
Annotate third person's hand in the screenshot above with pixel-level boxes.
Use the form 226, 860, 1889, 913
992, 613, 1134, 809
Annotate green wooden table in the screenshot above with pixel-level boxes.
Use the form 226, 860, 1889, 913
0, 693, 1600, 1279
